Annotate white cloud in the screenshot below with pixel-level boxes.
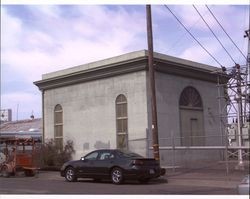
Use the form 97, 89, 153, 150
1, 5, 146, 81
154, 5, 248, 66
172, 5, 239, 32
180, 42, 218, 65
1, 5, 147, 119
1, 7, 22, 50
1, 4, 248, 120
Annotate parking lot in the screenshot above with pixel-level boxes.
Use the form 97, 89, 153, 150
0, 166, 247, 195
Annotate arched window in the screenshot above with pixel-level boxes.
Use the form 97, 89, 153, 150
116, 94, 128, 150
179, 86, 203, 108
179, 87, 204, 146
54, 104, 63, 150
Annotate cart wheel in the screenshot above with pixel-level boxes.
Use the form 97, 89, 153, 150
1, 165, 10, 178
24, 169, 35, 177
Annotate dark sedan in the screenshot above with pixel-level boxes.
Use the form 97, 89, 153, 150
60, 149, 165, 184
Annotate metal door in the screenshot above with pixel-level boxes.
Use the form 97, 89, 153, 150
180, 109, 204, 146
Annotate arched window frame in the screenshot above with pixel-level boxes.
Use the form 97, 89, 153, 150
115, 94, 128, 150
179, 86, 203, 110
54, 104, 63, 150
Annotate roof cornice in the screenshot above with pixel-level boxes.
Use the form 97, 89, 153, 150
34, 57, 147, 91
34, 50, 227, 91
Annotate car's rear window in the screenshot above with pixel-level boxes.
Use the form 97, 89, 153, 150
116, 150, 143, 158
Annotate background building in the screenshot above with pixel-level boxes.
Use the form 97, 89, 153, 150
0, 109, 12, 123
0, 118, 42, 141
34, 50, 226, 168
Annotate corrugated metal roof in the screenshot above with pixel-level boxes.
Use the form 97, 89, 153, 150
0, 118, 42, 133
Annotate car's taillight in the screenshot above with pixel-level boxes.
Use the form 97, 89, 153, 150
132, 160, 144, 165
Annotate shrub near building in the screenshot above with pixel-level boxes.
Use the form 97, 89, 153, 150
41, 139, 75, 170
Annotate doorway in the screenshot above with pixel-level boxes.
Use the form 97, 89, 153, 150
179, 86, 204, 146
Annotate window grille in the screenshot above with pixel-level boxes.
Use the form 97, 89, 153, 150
179, 86, 203, 108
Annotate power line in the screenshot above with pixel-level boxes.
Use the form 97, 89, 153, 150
193, 5, 237, 65
166, 13, 207, 54
164, 5, 223, 67
205, 5, 247, 61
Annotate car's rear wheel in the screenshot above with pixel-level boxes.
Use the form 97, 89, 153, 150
65, 167, 77, 182
111, 167, 123, 184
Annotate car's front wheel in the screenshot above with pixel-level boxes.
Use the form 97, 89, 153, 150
111, 167, 123, 184
65, 167, 77, 182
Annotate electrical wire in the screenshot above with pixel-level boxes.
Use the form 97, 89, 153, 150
205, 5, 247, 61
193, 5, 237, 65
164, 5, 223, 67
166, 12, 207, 54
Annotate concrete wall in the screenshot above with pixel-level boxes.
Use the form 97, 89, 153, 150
43, 67, 224, 167
147, 72, 224, 167
156, 72, 222, 143
43, 71, 148, 159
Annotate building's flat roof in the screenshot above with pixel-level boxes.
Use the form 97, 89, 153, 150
42, 50, 220, 80
34, 50, 225, 90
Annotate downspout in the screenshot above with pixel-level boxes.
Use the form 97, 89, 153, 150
42, 90, 45, 144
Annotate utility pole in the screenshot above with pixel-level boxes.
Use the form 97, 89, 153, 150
244, 15, 250, 99
146, 5, 160, 161
235, 8, 250, 170
235, 64, 244, 170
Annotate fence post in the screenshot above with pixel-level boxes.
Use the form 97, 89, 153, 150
225, 129, 229, 175
171, 130, 176, 172
146, 128, 149, 158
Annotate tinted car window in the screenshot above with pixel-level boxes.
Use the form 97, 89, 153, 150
116, 150, 143, 158
85, 151, 99, 160
99, 152, 115, 160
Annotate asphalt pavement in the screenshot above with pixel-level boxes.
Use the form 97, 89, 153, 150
0, 161, 249, 195
27, 160, 249, 191
165, 161, 249, 190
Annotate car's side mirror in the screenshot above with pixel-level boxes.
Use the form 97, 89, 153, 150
80, 157, 85, 161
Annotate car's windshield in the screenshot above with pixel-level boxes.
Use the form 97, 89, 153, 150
116, 150, 143, 158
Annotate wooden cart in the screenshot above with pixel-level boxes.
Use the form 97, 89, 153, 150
0, 136, 41, 177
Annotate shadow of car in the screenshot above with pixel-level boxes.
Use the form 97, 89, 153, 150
237, 174, 249, 195
60, 149, 165, 184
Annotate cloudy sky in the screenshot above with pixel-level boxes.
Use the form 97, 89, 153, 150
1, 1, 249, 120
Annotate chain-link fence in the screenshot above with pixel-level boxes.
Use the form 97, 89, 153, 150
146, 133, 249, 173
